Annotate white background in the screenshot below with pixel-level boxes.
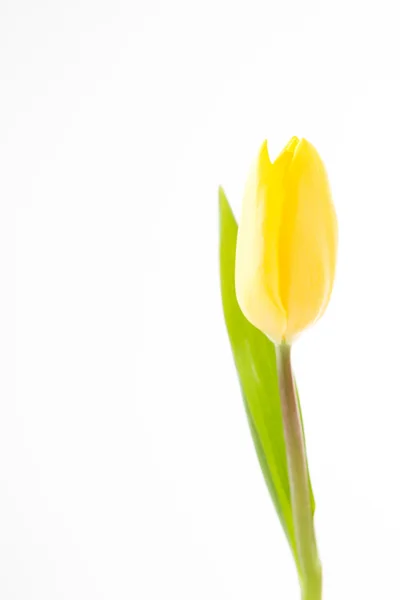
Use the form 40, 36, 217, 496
1, 0, 400, 597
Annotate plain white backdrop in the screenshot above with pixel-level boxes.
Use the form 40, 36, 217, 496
2, 0, 400, 597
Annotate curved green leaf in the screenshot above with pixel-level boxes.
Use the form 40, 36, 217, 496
218, 187, 315, 569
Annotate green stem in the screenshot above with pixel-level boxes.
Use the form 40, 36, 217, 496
275, 343, 322, 600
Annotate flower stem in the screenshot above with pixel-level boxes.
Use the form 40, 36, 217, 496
275, 343, 322, 600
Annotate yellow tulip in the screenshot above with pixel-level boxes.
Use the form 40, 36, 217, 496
235, 137, 337, 344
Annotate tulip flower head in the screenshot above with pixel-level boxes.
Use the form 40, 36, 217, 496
235, 137, 337, 344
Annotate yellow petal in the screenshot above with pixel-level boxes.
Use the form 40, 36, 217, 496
235, 141, 290, 343
278, 139, 338, 341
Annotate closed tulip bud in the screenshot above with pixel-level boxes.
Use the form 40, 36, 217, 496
235, 137, 338, 344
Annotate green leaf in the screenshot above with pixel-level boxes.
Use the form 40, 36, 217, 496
218, 187, 315, 569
